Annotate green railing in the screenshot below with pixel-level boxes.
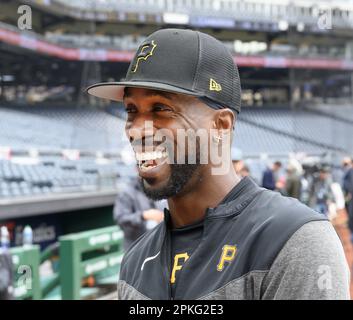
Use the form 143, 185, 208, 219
8, 226, 124, 300
10, 245, 41, 300
59, 226, 124, 300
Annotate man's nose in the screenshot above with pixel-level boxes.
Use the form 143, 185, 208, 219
126, 116, 155, 143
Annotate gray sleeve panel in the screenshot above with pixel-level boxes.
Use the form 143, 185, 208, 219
198, 270, 268, 300
117, 280, 151, 300
262, 220, 351, 300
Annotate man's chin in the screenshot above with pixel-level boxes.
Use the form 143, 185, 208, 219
140, 163, 201, 201
141, 178, 171, 200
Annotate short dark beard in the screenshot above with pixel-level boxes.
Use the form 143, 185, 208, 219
141, 135, 204, 200
141, 163, 200, 200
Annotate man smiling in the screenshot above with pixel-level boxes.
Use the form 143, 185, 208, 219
87, 29, 350, 300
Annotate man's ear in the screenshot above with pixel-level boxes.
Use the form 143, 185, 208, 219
214, 108, 235, 132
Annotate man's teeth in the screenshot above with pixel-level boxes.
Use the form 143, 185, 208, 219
135, 150, 168, 162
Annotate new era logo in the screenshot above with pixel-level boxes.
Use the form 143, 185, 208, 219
209, 78, 222, 91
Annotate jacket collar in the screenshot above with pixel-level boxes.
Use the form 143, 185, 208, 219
163, 177, 263, 225
207, 177, 263, 218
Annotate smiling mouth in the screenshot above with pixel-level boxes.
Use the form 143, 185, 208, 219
135, 149, 168, 172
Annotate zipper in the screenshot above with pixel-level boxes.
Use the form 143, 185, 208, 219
163, 227, 173, 300
172, 211, 210, 300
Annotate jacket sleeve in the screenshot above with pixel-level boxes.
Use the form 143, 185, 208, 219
262, 220, 350, 300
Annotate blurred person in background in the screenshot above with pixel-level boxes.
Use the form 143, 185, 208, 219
262, 161, 282, 191
240, 165, 250, 178
285, 159, 302, 200
342, 157, 353, 238
0, 226, 14, 300
301, 159, 318, 205
240, 165, 259, 185
328, 181, 347, 222
113, 176, 164, 251
308, 165, 334, 216
0, 251, 13, 300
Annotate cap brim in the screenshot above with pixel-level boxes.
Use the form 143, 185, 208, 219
86, 81, 201, 102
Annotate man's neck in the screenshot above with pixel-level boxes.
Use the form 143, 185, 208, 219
167, 167, 241, 228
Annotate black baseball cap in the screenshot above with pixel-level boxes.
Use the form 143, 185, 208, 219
87, 28, 242, 113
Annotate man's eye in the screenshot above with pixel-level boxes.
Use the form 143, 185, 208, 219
153, 104, 171, 112
125, 106, 137, 113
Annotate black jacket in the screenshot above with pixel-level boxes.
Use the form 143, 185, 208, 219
118, 177, 328, 300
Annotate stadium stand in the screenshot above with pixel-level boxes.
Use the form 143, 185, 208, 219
2, 105, 350, 160
42, 0, 353, 31
238, 107, 353, 154
0, 106, 135, 201
0, 157, 123, 199
307, 104, 353, 122
45, 33, 346, 60
0, 106, 128, 152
